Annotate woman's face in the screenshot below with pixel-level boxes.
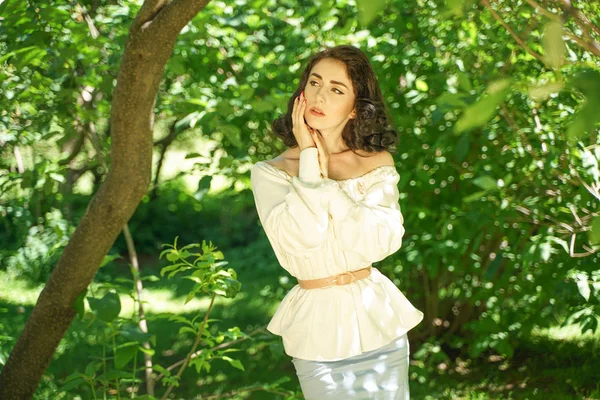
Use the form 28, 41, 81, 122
303, 58, 356, 131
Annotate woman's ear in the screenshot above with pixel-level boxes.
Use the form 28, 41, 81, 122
350, 108, 357, 119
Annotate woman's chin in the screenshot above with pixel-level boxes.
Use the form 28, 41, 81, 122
305, 117, 322, 128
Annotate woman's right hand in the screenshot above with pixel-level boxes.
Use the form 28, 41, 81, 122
292, 91, 316, 150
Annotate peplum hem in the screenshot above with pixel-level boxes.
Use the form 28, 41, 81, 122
266, 267, 424, 362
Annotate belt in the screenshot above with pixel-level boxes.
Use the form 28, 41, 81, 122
297, 265, 373, 289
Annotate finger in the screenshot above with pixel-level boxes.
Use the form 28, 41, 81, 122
313, 130, 322, 152
299, 95, 306, 130
312, 129, 321, 145
295, 94, 304, 131
292, 95, 298, 125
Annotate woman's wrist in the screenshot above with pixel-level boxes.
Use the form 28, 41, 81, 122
299, 143, 316, 151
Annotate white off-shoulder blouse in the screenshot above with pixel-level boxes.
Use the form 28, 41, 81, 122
250, 147, 424, 362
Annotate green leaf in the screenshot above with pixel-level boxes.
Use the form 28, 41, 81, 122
120, 325, 155, 345
357, 0, 386, 26
542, 21, 565, 69
250, 99, 274, 113
138, 345, 155, 356
142, 275, 160, 282
179, 326, 197, 335
166, 252, 179, 263
100, 253, 122, 268
152, 364, 170, 377
185, 289, 199, 304
457, 72, 472, 91
463, 190, 488, 203
539, 242, 553, 262
59, 377, 86, 392
589, 216, 600, 245
436, 92, 468, 108
528, 81, 564, 101
87, 292, 121, 323
220, 124, 243, 149
576, 273, 590, 302
115, 344, 138, 369
472, 176, 497, 190
85, 362, 97, 377
415, 79, 429, 92
97, 370, 132, 382
222, 355, 245, 371
160, 262, 186, 277
72, 287, 87, 319
455, 79, 510, 133
491, 337, 514, 358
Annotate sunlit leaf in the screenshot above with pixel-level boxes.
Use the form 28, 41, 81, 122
576, 273, 590, 302
528, 80, 564, 101
455, 79, 510, 133
357, 0, 386, 26
472, 176, 497, 190
542, 21, 565, 69
590, 216, 600, 245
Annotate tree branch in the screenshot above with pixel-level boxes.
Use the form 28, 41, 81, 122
147, 0, 212, 37
556, 0, 600, 37
564, 32, 600, 58
131, 0, 170, 32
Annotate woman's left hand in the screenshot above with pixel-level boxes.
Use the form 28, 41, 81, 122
309, 127, 329, 179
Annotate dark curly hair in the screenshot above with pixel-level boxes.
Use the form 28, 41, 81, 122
271, 45, 398, 154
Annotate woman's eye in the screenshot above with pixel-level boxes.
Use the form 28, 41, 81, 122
309, 81, 344, 95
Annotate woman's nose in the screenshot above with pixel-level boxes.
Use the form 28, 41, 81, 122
315, 89, 325, 104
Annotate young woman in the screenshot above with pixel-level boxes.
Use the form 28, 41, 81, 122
250, 45, 424, 399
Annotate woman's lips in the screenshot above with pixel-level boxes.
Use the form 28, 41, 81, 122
310, 109, 325, 117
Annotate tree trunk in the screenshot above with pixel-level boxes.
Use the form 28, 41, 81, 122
0, 1, 211, 398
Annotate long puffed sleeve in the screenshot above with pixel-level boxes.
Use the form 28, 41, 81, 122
325, 170, 405, 263
250, 147, 340, 257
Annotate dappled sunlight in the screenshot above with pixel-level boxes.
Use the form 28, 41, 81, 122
0, 271, 44, 306
0, 271, 237, 315
119, 288, 238, 315
532, 323, 600, 341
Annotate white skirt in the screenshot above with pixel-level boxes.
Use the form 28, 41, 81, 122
291, 333, 411, 399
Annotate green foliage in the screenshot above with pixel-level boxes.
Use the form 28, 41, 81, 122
52, 237, 285, 398
1, 0, 600, 396
87, 292, 121, 323
159, 236, 242, 301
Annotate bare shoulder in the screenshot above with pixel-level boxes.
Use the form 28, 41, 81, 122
263, 148, 300, 177
356, 149, 395, 169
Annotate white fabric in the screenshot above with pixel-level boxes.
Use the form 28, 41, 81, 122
250, 147, 424, 362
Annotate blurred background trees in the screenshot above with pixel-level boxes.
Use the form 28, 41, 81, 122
1, 0, 599, 398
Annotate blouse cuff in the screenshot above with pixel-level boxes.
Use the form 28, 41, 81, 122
298, 147, 321, 184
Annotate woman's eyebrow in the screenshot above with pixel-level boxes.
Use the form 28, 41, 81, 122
309, 73, 349, 90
